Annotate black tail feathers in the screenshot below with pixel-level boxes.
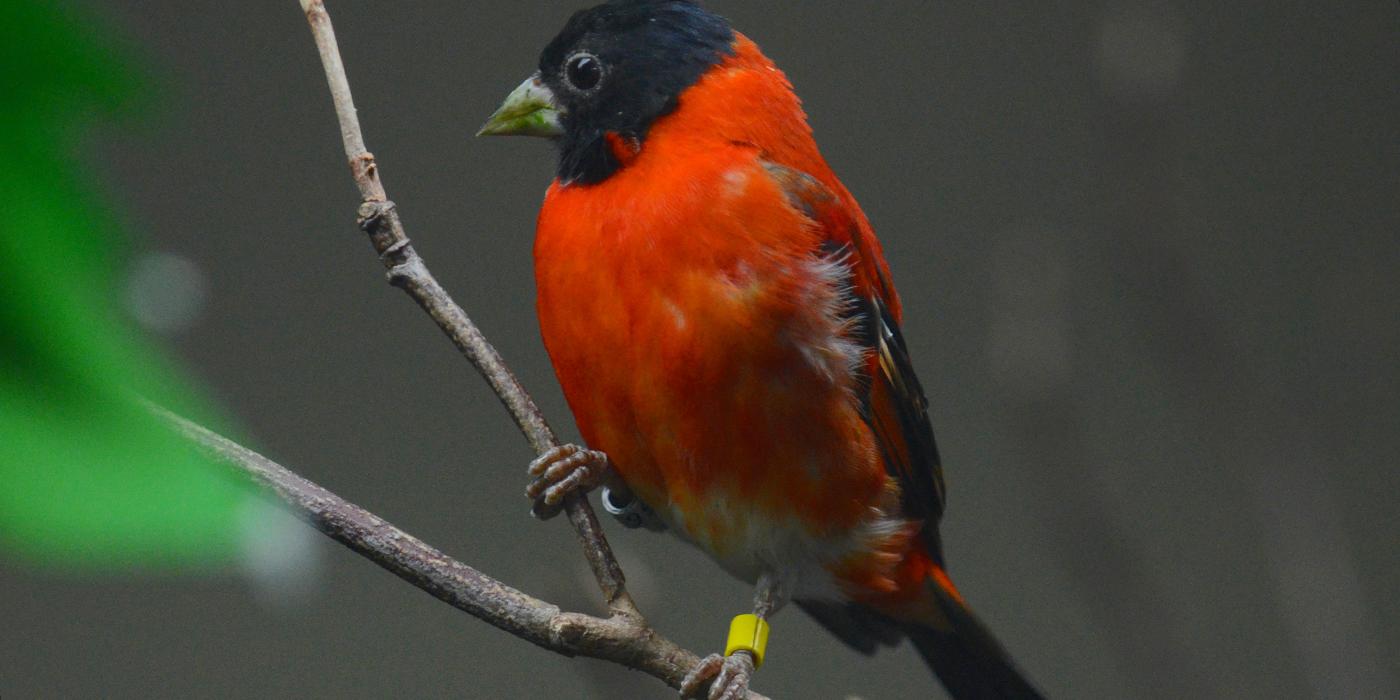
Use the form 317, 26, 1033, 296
798, 580, 1043, 699
906, 583, 1045, 699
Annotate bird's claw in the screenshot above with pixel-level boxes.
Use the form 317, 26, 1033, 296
525, 444, 608, 519
680, 652, 754, 700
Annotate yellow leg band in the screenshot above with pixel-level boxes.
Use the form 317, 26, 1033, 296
725, 614, 771, 668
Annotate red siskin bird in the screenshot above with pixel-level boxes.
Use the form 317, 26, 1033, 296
481, 2, 1043, 698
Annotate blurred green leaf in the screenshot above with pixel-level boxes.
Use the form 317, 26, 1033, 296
0, 0, 253, 570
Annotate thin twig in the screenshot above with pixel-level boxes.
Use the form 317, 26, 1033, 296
150, 404, 750, 695
298, 0, 634, 619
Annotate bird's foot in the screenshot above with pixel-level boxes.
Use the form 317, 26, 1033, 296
680, 652, 754, 700
525, 444, 609, 519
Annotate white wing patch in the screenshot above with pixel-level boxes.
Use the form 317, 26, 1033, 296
794, 248, 869, 392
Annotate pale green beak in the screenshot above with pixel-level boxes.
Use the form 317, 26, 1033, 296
477, 73, 564, 138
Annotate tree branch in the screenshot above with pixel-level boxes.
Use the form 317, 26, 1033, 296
297, 0, 634, 618
151, 404, 739, 694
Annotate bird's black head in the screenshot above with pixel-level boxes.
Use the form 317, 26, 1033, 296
479, 0, 734, 185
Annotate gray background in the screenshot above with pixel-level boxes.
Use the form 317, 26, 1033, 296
4, 1, 1398, 698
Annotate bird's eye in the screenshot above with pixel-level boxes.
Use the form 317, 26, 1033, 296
565, 53, 603, 91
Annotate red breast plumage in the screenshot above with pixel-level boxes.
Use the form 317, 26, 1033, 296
535, 34, 929, 598
482, 2, 1041, 697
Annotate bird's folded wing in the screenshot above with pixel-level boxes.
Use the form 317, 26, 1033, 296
761, 160, 947, 557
